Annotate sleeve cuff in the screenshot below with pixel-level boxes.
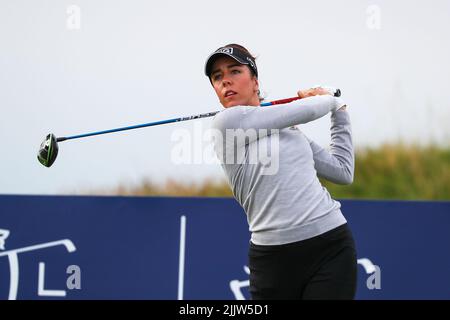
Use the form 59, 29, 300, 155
331, 107, 350, 124
333, 97, 346, 111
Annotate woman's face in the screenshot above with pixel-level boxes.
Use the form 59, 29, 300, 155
210, 56, 260, 108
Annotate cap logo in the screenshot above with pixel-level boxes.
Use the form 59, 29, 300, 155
246, 56, 256, 69
217, 47, 233, 54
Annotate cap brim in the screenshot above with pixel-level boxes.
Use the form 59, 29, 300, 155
204, 52, 248, 77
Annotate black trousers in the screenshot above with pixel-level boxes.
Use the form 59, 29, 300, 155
248, 223, 357, 300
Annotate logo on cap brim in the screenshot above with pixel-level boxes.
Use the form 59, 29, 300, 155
217, 47, 233, 55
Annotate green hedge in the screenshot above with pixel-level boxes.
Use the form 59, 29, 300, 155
321, 144, 450, 200
96, 144, 449, 200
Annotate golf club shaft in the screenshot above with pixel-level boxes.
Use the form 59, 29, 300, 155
57, 90, 340, 143
56, 111, 220, 142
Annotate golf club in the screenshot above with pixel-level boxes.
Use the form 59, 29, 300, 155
37, 87, 341, 167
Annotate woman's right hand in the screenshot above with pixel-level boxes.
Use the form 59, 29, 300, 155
297, 87, 331, 99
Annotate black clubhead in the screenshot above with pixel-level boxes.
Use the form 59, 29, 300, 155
37, 133, 59, 167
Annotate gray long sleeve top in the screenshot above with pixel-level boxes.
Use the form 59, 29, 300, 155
211, 95, 354, 245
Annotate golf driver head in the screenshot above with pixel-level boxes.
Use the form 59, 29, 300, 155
37, 133, 59, 167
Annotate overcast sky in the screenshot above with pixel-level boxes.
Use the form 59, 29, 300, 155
1, 0, 449, 195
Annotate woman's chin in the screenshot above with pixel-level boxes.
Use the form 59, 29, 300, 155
223, 101, 240, 108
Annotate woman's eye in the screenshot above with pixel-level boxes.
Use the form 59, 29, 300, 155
232, 69, 241, 74
212, 74, 221, 81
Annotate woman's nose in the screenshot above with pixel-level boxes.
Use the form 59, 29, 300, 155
222, 76, 231, 86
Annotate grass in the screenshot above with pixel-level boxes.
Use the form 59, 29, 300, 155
321, 144, 450, 200
87, 144, 450, 201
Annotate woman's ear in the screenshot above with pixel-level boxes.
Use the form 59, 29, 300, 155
254, 77, 259, 93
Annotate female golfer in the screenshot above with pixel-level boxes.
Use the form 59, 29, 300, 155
206, 44, 357, 300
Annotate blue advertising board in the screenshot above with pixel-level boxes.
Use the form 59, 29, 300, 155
0, 195, 449, 300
